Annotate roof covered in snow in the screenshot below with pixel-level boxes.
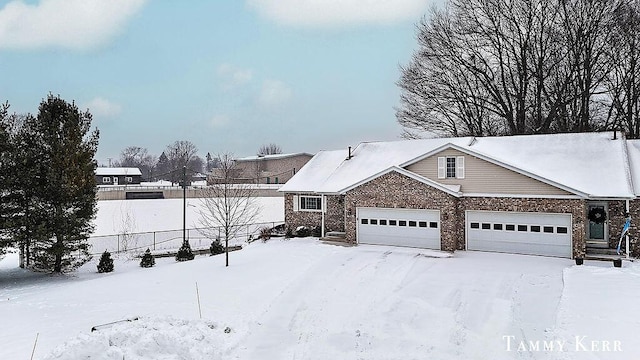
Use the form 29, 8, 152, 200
235, 152, 313, 162
95, 167, 142, 176
279, 132, 636, 199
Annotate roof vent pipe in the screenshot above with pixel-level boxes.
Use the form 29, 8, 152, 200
614, 129, 617, 140
347, 146, 352, 160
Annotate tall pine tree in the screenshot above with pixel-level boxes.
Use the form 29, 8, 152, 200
27, 95, 99, 272
0, 102, 12, 258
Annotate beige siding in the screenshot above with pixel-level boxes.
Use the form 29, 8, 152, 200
406, 149, 571, 196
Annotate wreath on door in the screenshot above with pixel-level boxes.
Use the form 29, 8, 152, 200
588, 207, 607, 224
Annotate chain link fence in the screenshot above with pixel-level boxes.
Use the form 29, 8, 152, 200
88, 221, 284, 256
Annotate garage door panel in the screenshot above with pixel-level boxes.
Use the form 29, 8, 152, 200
357, 208, 440, 250
467, 211, 572, 258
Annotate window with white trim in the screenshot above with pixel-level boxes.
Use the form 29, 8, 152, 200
102, 177, 111, 183
298, 196, 322, 211
125, 176, 133, 183
437, 156, 465, 179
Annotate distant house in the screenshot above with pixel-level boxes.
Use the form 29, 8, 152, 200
95, 167, 143, 186
280, 132, 640, 260
216, 153, 313, 184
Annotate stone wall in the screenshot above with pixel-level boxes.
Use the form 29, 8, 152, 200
283, 193, 345, 234
344, 172, 459, 251
461, 197, 586, 258
608, 200, 639, 256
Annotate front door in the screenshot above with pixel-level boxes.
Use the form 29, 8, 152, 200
587, 203, 607, 247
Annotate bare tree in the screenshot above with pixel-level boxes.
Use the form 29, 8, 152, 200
114, 146, 157, 181
164, 140, 198, 184
198, 153, 261, 266
605, 1, 640, 138
397, 0, 623, 138
258, 143, 282, 155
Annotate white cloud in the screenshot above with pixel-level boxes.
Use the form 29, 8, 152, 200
217, 63, 253, 89
0, 0, 147, 50
83, 97, 122, 118
257, 79, 292, 108
210, 114, 230, 128
246, 0, 430, 27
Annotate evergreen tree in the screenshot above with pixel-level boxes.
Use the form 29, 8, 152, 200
0, 103, 12, 257
175, 241, 194, 261
27, 95, 99, 273
140, 248, 155, 267
156, 152, 170, 181
97, 250, 114, 273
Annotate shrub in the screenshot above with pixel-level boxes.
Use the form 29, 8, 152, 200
259, 226, 272, 242
97, 251, 114, 273
295, 226, 310, 237
140, 248, 155, 268
285, 227, 293, 239
176, 241, 195, 261
210, 240, 224, 256
311, 226, 321, 237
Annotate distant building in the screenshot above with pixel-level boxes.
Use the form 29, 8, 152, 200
95, 167, 143, 186
210, 153, 313, 184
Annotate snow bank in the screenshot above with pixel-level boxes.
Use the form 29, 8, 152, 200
42, 316, 227, 360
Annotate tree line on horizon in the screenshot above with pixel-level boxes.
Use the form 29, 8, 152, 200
110, 142, 283, 183
398, 0, 640, 139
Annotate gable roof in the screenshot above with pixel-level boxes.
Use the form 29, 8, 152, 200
95, 167, 142, 176
279, 132, 635, 199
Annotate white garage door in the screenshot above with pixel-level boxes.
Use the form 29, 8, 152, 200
357, 208, 441, 249
466, 211, 572, 258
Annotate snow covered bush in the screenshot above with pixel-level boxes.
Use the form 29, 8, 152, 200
139, 248, 155, 268
97, 251, 114, 273
175, 241, 195, 261
209, 240, 224, 256
295, 226, 310, 237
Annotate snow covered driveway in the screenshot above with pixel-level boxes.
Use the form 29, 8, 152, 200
1, 239, 638, 359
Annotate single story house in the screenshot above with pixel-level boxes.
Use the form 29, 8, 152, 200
95, 167, 143, 186
279, 132, 640, 259
225, 152, 313, 184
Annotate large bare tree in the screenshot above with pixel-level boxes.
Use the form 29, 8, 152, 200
164, 140, 199, 183
397, 0, 624, 138
114, 146, 157, 181
198, 153, 261, 266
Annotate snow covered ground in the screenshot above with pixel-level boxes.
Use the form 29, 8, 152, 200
93, 197, 284, 236
1, 239, 638, 360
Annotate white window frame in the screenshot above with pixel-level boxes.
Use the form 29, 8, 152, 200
293, 195, 323, 212
125, 176, 133, 183
102, 177, 111, 183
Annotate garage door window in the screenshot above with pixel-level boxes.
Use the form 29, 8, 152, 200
380, 220, 387, 225
370, 219, 378, 225
361, 219, 368, 225
517, 225, 528, 232
493, 224, 503, 230
506, 224, 515, 231
470, 222, 480, 229
544, 226, 554, 233
557, 227, 568, 234
389, 220, 397, 226
430, 222, 438, 228
399, 220, 407, 226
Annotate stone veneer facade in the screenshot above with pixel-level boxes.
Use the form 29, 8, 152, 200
607, 200, 640, 256
284, 171, 596, 258
284, 193, 345, 234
